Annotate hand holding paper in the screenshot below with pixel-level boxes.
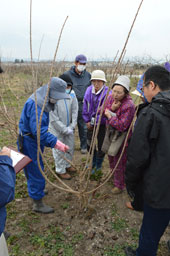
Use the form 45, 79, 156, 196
105, 108, 112, 120
55, 140, 69, 152
0, 147, 11, 157
5, 147, 32, 174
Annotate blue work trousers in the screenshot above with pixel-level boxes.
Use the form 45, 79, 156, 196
22, 136, 45, 200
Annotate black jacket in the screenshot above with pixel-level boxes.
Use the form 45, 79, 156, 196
125, 90, 170, 209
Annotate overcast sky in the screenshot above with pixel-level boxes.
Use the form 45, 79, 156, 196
0, 0, 170, 62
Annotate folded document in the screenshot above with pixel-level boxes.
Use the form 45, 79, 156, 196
10, 148, 32, 174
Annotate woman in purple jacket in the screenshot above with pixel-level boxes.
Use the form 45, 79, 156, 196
83, 70, 109, 173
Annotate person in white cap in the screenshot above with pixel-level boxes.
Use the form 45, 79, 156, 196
103, 75, 135, 194
49, 74, 78, 180
82, 70, 109, 173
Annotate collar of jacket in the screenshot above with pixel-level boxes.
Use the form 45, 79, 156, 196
92, 85, 105, 95
151, 90, 170, 117
137, 102, 149, 116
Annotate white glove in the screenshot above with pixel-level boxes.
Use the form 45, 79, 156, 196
66, 127, 73, 135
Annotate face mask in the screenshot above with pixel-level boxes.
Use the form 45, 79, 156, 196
77, 64, 86, 72
66, 89, 71, 94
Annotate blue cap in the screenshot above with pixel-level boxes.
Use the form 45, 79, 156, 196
49, 77, 69, 100
75, 54, 87, 64
164, 62, 170, 72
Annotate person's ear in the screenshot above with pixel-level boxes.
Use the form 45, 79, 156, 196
150, 81, 156, 90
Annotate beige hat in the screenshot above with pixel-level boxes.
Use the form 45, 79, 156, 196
91, 70, 107, 82
113, 75, 130, 91
131, 89, 142, 97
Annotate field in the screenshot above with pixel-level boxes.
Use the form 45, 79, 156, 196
0, 63, 170, 256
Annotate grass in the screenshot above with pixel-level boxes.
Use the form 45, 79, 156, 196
0, 130, 12, 146
72, 233, 84, 244
104, 242, 138, 256
61, 202, 70, 209
15, 173, 28, 198
111, 217, 128, 232
8, 226, 74, 256
104, 244, 125, 256
111, 205, 128, 231
90, 169, 103, 181
28, 226, 74, 255
130, 228, 139, 242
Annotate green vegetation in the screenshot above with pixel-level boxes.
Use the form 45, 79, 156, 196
111, 204, 128, 232
8, 225, 74, 256
130, 228, 139, 242
90, 169, 103, 181
72, 233, 84, 244
111, 217, 127, 232
104, 244, 125, 256
61, 203, 70, 209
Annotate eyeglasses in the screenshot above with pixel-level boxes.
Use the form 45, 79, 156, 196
142, 81, 150, 92
144, 81, 150, 87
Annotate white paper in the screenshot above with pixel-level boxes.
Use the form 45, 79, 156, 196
108, 110, 116, 117
10, 149, 24, 167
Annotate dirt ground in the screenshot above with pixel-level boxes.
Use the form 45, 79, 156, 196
6, 139, 170, 256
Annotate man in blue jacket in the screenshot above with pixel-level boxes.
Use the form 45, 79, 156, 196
0, 147, 16, 256
18, 77, 69, 214
62, 54, 91, 154
125, 65, 170, 256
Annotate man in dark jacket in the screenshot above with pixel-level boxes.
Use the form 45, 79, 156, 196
125, 65, 170, 256
62, 54, 91, 154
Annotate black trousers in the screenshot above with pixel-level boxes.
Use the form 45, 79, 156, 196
77, 101, 87, 150
136, 203, 170, 256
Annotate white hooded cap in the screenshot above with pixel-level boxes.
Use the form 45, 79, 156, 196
91, 70, 107, 82
113, 75, 130, 91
